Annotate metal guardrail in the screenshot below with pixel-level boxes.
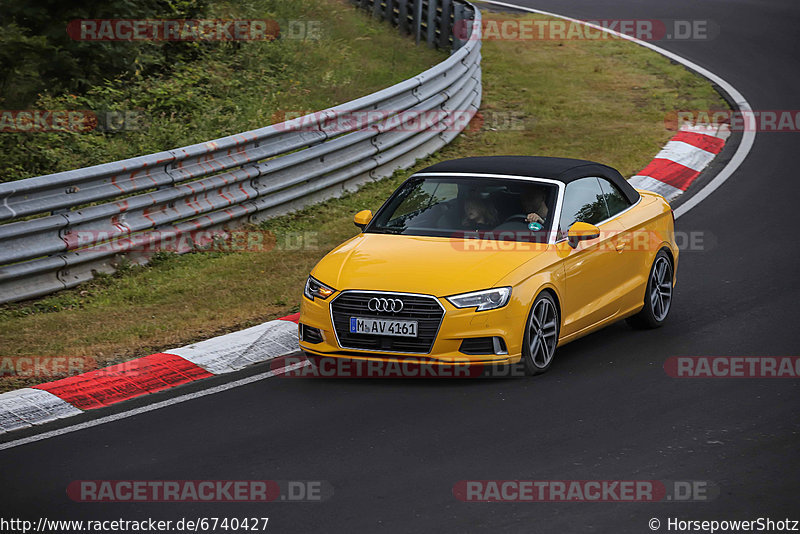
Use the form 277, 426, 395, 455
0, 1, 481, 304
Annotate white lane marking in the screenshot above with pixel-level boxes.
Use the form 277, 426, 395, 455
0, 359, 308, 452
472, 0, 756, 219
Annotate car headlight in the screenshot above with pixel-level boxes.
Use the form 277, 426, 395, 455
446, 287, 511, 311
304, 276, 336, 301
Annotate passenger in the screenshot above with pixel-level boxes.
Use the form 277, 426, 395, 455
462, 193, 499, 228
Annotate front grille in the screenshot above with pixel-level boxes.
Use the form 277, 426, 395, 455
330, 291, 444, 353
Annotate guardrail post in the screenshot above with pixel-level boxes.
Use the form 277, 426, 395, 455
452, 2, 467, 51
413, 0, 423, 43
426, 0, 437, 47
399, 0, 409, 33
438, 0, 453, 49
386, 0, 396, 24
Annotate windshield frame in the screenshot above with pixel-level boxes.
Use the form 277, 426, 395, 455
364, 172, 566, 245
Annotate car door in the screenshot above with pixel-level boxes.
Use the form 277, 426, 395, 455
597, 177, 643, 314
556, 177, 629, 337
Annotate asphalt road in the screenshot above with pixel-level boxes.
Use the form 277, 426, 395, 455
2, 1, 799, 532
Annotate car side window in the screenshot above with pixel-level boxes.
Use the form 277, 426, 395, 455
598, 178, 632, 218
559, 177, 610, 235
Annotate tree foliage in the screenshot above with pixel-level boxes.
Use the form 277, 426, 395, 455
0, 0, 208, 108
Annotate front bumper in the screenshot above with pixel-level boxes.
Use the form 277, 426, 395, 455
298, 290, 525, 366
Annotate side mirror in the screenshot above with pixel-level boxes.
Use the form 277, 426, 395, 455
354, 209, 373, 230
567, 221, 600, 249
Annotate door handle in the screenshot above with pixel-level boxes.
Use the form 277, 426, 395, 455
615, 240, 629, 252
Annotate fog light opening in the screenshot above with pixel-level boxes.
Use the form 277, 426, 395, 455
299, 323, 323, 344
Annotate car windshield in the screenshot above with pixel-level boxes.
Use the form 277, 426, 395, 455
366, 176, 559, 241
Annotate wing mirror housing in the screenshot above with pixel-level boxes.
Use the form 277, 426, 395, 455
567, 221, 601, 248
354, 209, 373, 230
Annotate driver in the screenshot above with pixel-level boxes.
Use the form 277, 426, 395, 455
521, 187, 549, 224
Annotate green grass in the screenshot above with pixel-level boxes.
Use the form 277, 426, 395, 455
0, 11, 730, 392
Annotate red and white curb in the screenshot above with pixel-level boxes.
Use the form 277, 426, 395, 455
629, 123, 730, 201
0, 313, 301, 435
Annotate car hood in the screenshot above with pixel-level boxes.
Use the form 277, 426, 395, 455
311, 233, 549, 296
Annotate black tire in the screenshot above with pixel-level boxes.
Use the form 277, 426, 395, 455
522, 291, 560, 376
626, 249, 674, 330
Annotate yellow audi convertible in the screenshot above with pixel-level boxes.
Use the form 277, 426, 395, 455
299, 156, 678, 375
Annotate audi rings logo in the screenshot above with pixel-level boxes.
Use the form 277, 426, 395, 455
368, 297, 404, 313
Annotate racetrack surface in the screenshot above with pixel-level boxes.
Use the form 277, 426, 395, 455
1, 1, 799, 532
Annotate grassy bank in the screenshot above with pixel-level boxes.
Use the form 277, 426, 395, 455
0, 10, 730, 392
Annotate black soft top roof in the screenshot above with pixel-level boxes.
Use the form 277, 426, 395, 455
418, 156, 640, 204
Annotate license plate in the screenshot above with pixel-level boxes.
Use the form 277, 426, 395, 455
349, 317, 418, 337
